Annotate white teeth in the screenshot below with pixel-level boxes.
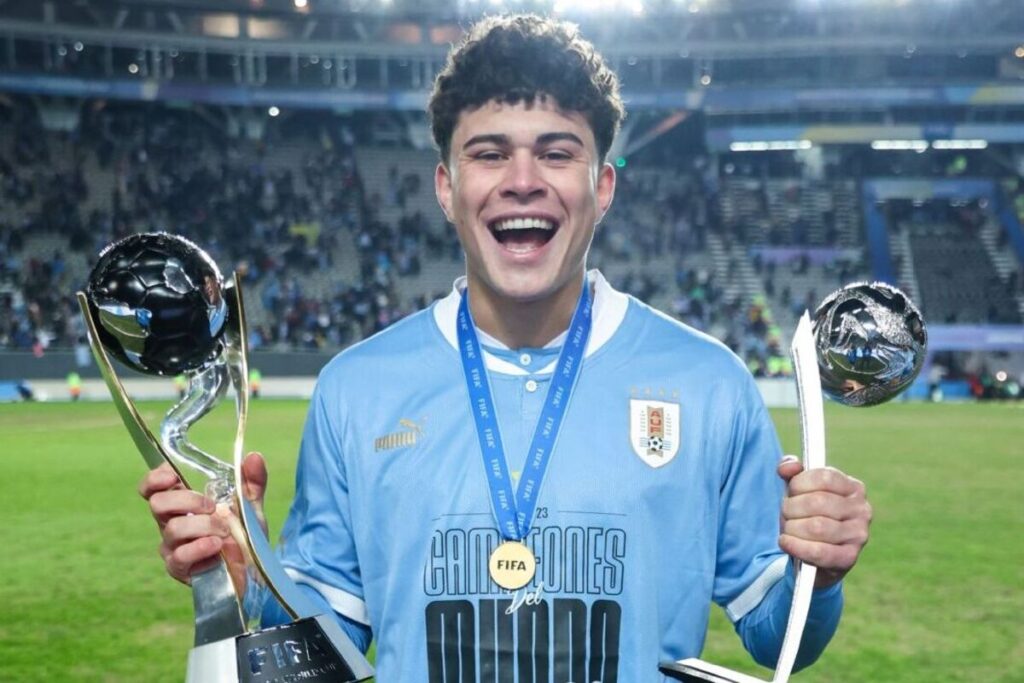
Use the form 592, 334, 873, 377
491, 217, 555, 232
505, 243, 537, 254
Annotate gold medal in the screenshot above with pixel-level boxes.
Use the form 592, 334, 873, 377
488, 541, 536, 591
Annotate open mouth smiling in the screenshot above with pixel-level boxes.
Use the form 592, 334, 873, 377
487, 216, 560, 254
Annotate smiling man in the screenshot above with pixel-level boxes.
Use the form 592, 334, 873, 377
434, 99, 613, 347
142, 14, 872, 681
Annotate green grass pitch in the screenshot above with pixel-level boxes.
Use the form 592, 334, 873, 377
0, 400, 1020, 682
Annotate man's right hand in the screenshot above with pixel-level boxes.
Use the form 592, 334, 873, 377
139, 452, 269, 586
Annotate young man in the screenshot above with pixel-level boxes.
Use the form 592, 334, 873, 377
142, 15, 872, 680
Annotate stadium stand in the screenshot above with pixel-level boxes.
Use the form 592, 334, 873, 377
2, 96, 794, 370
3, 88, 1024, 385
878, 190, 1024, 324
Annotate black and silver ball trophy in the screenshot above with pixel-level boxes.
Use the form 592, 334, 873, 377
76, 233, 373, 683
811, 283, 926, 408
661, 282, 926, 682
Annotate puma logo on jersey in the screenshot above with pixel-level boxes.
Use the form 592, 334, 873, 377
374, 418, 424, 452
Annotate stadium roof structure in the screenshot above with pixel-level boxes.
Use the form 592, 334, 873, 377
1, 0, 1023, 144
2, 0, 1022, 62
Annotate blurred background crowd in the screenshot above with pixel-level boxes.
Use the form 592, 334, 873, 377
2, 0, 1024, 396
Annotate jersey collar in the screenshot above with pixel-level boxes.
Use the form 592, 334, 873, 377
432, 269, 629, 377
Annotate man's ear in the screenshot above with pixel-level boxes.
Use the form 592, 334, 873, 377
596, 162, 616, 223
435, 162, 454, 223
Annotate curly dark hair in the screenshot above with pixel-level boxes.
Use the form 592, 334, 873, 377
428, 14, 624, 165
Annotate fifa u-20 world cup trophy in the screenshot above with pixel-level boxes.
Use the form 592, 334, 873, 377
77, 233, 373, 683
661, 282, 927, 683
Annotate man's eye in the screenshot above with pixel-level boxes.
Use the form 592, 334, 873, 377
542, 150, 572, 161
475, 151, 505, 161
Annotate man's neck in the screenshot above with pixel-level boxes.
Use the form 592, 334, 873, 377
467, 275, 586, 349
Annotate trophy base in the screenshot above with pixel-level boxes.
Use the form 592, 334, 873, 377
187, 615, 373, 683
660, 659, 769, 683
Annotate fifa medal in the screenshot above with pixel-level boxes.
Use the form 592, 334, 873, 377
459, 284, 592, 595
489, 541, 536, 590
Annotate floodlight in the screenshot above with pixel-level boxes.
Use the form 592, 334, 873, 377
661, 314, 826, 683
551, 0, 648, 13
932, 139, 988, 150
729, 141, 812, 152
870, 140, 929, 152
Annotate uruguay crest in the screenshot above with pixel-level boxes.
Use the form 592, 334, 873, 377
630, 399, 680, 467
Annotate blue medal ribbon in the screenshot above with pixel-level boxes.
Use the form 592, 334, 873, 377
457, 281, 593, 542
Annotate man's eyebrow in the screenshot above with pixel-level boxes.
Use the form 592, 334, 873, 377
461, 132, 585, 150
462, 134, 509, 150
536, 132, 585, 147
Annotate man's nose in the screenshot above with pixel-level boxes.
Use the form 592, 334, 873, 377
500, 152, 546, 200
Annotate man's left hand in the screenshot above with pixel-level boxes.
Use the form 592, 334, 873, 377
777, 456, 872, 589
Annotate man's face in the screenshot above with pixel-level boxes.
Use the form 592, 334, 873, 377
435, 97, 615, 306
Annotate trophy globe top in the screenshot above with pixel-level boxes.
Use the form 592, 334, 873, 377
86, 233, 229, 377
812, 281, 927, 407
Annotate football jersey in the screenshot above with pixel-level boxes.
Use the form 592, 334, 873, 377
276, 270, 838, 681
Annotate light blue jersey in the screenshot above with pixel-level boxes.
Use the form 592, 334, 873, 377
274, 271, 842, 681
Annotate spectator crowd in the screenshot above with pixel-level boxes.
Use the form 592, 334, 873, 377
3, 96, 1022, 380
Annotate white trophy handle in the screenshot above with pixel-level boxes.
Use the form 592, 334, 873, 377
773, 312, 827, 682
660, 311, 826, 683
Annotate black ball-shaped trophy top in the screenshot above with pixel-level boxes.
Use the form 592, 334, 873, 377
812, 282, 927, 407
86, 233, 228, 376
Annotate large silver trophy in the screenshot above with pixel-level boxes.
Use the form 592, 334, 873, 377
661, 282, 926, 682
77, 233, 373, 683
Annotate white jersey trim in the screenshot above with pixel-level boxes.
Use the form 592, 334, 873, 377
284, 568, 371, 626
725, 555, 789, 623
432, 269, 629, 376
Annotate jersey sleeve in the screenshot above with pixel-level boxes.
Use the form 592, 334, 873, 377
712, 371, 845, 668
711, 371, 789, 620
736, 563, 843, 670
276, 378, 371, 629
